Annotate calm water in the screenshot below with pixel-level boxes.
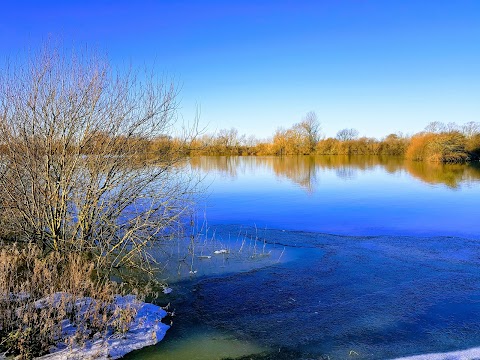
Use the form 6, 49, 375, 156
126, 156, 480, 360
191, 155, 480, 238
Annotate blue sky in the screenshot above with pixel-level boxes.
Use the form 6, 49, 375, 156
1, 0, 479, 139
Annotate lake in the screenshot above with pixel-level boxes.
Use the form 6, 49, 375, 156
125, 155, 480, 360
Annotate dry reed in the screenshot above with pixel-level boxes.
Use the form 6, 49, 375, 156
0, 243, 138, 359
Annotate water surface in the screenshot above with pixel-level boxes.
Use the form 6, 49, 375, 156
127, 156, 480, 360
191, 156, 480, 238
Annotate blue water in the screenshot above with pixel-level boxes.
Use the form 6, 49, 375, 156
191, 156, 480, 238
193, 227, 480, 359
128, 156, 480, 360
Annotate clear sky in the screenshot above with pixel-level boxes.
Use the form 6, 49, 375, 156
1, 0, 479, 139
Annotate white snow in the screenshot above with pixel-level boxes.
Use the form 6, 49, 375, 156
213, 249, 229, 254
392, 347, 480, 360
37, 295, 169, 360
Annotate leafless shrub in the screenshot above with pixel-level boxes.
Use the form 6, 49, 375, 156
0, 43, 197, 273
0, 42, 193, 357
336, 128, 359, 141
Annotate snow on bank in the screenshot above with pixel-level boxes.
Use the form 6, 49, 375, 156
393, 347, 480, 360
38, 295, 169, 360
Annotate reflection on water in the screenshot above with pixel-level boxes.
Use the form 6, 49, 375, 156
405, 161, 480, 189
189, 156, 480, 238
189, 155, 480, 190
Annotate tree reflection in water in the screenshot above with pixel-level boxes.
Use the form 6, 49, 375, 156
189, 155, 480, 192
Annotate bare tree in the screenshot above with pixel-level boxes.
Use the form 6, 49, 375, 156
461, 121, 480, 138
215, 127, 245, 154
445, 122, 459, 133
424, 121, 446, 134
245, 134, 258, 147
296, 111, 322, 153
336, 128, 359, 141
0, 44, 196, 274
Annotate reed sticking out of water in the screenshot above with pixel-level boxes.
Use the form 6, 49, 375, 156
164, 220, 281, 279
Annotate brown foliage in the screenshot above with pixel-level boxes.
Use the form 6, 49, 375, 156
0, 243, 138, 359
404, 161, 480, 188
184, 120, 480, 162
465, 133, 480, 158
406, 132, 469, 162
378, 134, 409, 156
316, 137, 382, 155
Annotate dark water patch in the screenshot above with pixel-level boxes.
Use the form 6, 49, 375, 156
192, 228, 480, 359
221, 348, 315, 360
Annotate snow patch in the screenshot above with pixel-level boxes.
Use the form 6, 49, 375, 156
162, 287, 173, 294
392, 347, 480, 360
37, 295, 169, 360
213, 249, 229, 254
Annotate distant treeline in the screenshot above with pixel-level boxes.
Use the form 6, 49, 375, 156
7, 113, 476, 163
186, 114, 480, 163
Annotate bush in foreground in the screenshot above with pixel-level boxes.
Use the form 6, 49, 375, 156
0, 43, 195, 270
0, 43, 189, 358
0, 243, 143, 359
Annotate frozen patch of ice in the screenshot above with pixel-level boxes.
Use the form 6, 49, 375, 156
213, 249, 229, 254
37, 295, 169, 360
162, 287, 173, 294
392, 347, 480, 360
